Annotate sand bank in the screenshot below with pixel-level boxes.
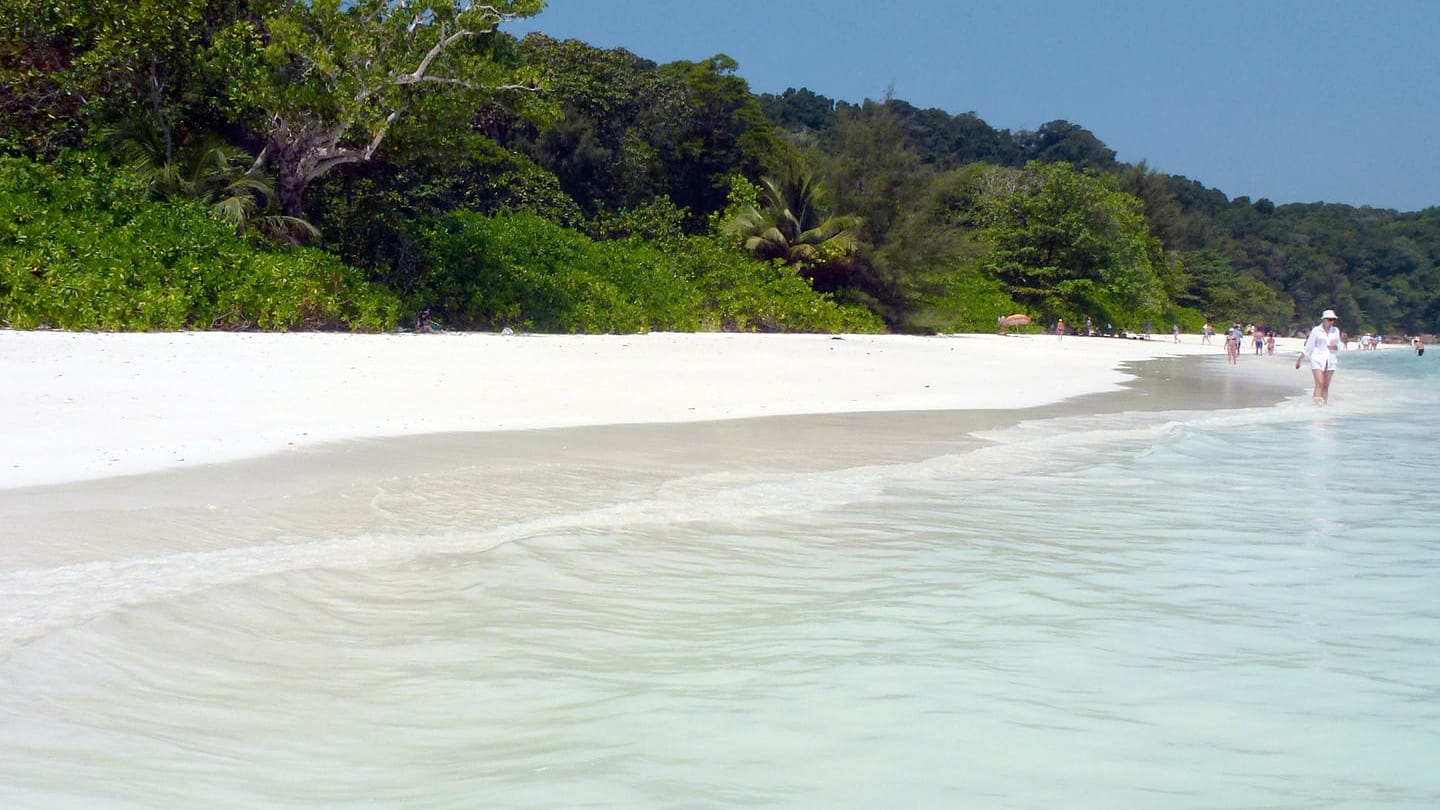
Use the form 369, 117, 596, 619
0, 329, 1297, 491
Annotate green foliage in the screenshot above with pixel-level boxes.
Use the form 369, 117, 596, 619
591, 197, 690, 243
410, 210, 882, 333
679, 237, 884, 334
1174, 249, 1289, 328
1014, 121, 1118, 172
213, 0, 548, 216
103, 122, 318, 243
0, 153, 400, 330
866, 164, 991, 329
908, 268, 1023, 334
308, 130, 583, 292
0, 0, 240, 155
721, 168, 862, 269
821, 97, 928, 249
506, 36, 785, 229
759, 88, 838, 135
969, 162, 1166, 327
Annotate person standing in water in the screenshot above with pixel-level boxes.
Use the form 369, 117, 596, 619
1296, 309, 1342, 404
1224, 325, 1240, 364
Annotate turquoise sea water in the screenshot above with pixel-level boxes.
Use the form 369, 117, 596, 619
1, 350, 1436, 808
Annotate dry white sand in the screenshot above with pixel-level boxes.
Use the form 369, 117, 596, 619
2, 329, 1302, 489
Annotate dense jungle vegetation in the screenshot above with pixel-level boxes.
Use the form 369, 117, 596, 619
4, 1, 1436, 335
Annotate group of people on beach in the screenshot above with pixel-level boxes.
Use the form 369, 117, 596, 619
1216, 323, 1274, 364
1208, 309, 1348, 405
1201, 310, 1346, 405
1051, 316, 1182, 341
1030, 307, 1418, 407
1352, 332, 1383, 350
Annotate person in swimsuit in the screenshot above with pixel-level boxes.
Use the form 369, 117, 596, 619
1296, 309, 1341, 404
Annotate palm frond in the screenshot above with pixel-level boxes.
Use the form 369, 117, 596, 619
251, 214, 322, 245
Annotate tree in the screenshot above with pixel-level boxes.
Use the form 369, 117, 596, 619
506, 35, 672, 215
822, 96, 927, 250
883, 100, 1019, 168
1015, 120, 1118, 172
758, 87, 838, 134
870, 164, 1012, 331
0, 0, 262, 155
1119, 160, 1185, 249
971, 161, 1165, 324
213, 0, 545, 217
721, 171, 862, 272
647, 54, 784, 223
502, 42, 785, 227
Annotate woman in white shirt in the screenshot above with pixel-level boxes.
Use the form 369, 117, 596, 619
1296, 309, 1342, 404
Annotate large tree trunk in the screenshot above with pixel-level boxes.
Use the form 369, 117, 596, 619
277, 150, 308, 219
267, 120, 386, 218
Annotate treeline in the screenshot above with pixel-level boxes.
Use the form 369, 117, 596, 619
3, 1, 1436, 335
752, 89, 1440, 334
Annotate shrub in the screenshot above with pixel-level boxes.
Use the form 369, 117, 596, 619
904, 266, 1024, 334
0, 152, 401, 330
413, 211, 882, 333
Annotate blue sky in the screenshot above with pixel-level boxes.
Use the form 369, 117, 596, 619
504, 0, 1439, 212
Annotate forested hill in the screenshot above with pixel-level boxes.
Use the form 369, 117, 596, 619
756, 88, 1440, 334
3, 1, 1436, 335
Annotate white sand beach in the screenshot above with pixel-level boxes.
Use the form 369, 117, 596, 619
0, 329, 1296, 491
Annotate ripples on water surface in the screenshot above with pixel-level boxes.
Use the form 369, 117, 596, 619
1, 352, 1437, 808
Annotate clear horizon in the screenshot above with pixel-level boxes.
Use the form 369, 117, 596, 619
507, 0, 1440, 213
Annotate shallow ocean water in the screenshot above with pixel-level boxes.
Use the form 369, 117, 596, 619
1, 350, 1436, 808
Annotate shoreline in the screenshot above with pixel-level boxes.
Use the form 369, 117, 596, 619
2, 329, 1301, 491
0, 344, 1304, 572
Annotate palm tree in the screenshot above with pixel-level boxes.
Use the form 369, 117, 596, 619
105, 121, 319, 243
723, 170, 863, 270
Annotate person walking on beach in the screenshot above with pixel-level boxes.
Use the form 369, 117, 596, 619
1202, 322, 1214, 344
1056, 318, 1065, 341
1173, 324, 1181, 343
1224, 327, 1240, 364
1296, 309, 1342, 404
